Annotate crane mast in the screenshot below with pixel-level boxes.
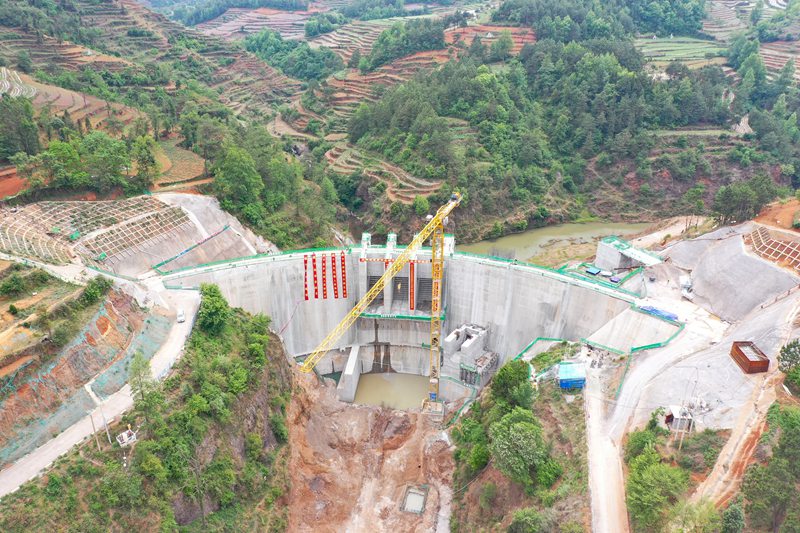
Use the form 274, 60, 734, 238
300, 193, 461, 402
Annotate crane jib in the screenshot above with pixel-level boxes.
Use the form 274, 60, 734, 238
299, 193, 461, 377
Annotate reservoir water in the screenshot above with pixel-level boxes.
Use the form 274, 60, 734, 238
457, 221, 651, 262
353, 373, 430, 410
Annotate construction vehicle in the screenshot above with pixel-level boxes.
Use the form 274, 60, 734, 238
300, 192, 462, 404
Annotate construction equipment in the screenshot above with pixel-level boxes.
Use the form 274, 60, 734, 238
300, 192, 462, 402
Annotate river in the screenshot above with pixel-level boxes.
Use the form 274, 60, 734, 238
457, 221, 651, 262
353, 373, 430, 410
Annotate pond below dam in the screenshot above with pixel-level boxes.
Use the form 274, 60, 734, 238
353, 373, 430, 410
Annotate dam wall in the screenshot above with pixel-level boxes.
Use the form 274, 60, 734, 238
163, 247, 638, 364
445, 255, 634, 361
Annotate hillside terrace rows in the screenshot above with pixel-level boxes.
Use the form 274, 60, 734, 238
702, 0, 747, 41
19, 0, 305, 114
445, 24, 536, 55
759, 41, 800, 81
308, 20, 393, 64
196, 7, 311, 40
0, 68, 36, 98
324, 143, 442, 203
0, 30, 131, 73
20, 73, 141, 131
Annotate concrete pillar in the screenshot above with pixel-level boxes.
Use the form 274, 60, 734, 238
384, 233, 396, 310
359, 233, 370, 301
337, 345, 361, 403
410, 233, 419, 311
444, 234, 455, 256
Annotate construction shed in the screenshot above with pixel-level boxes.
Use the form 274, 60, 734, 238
665, 405, 693, 432
557, 362, 586, 390
730, 341, 770, 374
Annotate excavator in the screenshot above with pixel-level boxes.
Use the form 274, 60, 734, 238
300, 192, 462, 404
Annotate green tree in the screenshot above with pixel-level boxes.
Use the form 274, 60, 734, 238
627, 445, 688, 530
669, 498, 720, 533
0, 97, 40, 160
16, 50, 33, 73
197, 283, 230, 335
743, 457, 794, 531
491, 360, 532, 407
721, 499, 745, 533
508, 507, 549, 533
490, 30, 513, 62
348, 48, 361, 69
130, 135, 159, 191
412, 195, 430, 216
214, 145, 265, 223
489, 407, 547, 486
779, 339, 800, 373
79, 131, 129, 192
128, 351, 153, 404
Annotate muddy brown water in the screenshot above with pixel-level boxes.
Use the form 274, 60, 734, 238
457, 222, 651, 262
353, 373, 430, 410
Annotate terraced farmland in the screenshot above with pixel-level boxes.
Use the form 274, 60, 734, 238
325, 143, 442, 203
635, 38, 726, 69
0, 29, 131, 73
0, 0, 302, 116
309, 20, 394, 64
18, 73, 141, 133
323, 48, 456, 129
0, 68, 36, 98
445, 24, 536, 54
196, 7, 312, 40
760, 40, 800, 81
702, 0, 747, 41
153, 138, 207, 189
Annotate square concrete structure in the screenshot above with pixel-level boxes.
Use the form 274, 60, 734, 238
595, 236, 662, 271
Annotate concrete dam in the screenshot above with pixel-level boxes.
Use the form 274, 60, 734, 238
162, 233, 676, 405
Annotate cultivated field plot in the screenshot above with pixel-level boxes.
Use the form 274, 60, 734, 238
635, 38, 726, 68
0, 167, 25, 200
0, 68, 35, 98
154, 138, 206, 187
325, 143, 441, 203
702, 0, 747, 41
760, 41, 800, 81
445, 24, 536, 54
0, 29, 130, 73
196, 7, 312, 40
309, 19, 395, 64
20, 73, 140, 132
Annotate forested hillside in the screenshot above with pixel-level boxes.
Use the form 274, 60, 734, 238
0, 0, 797, 246
0, 286, 293, 531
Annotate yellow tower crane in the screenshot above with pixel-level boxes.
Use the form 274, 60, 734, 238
300, 192, 462, 403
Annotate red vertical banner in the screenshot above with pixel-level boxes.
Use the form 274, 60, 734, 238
331, 253, 339, 299
312, 253, 318, 299
321, 252, 328, 299
303, 255, 309, 301
409, 262, 415, 310
340, 252, 347, 298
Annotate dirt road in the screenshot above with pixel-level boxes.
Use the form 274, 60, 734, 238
586, 291, 727, 532
586, 371, 630, 533
0, 289, 199, 499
